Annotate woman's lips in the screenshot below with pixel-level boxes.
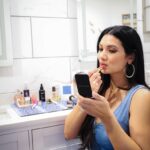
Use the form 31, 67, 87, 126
100, 63, 107, 69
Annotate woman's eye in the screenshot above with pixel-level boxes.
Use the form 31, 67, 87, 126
108, 49, 117, 53
99, 48, 103, 52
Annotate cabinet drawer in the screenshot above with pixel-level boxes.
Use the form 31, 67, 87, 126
0, 131, 29, 150
32, 125, 67, 150
32, 125, 81, 150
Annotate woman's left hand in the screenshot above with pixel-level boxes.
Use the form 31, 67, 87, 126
78, 92, 112, 123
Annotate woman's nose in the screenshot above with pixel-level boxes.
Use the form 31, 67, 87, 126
98, 50, 107, 60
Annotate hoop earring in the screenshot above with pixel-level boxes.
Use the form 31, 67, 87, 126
126, 64, 135, 78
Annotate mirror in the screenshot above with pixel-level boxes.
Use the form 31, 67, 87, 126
77, 0, 137, 62
0, 0, 13, 67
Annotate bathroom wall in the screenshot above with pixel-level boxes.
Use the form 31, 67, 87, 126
0, 0, 150, 105
0, 0, 82, 104
137, 0, 150, 84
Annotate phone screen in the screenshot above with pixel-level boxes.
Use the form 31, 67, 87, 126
75, 73, 92, 98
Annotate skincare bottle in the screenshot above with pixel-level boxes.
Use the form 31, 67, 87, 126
39, 84, 45, 102
51, 86, 60, 101
23, 84, 31, 104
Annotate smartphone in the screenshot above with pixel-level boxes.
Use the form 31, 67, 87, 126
74, 73, 92, 98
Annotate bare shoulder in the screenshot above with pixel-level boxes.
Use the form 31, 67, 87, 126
130, 87, 150, 114
129, 87, 150, 149
132, 87, 150, 102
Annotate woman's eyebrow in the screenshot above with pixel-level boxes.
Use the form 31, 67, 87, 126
99, 44, 118, 49
107, 45, 118, 49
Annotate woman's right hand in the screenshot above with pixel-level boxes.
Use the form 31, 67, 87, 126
88, 68, 102, 93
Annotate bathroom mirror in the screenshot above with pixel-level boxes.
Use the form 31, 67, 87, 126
0, 0, 13, 67
77, 0, 137, 62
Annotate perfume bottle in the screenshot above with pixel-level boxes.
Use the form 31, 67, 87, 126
39, 84, 45, 102
14, 90, 25, 106
23, 84, 31, 104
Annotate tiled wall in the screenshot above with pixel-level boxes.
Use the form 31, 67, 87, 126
137, 0, 150, 84
0, 0, 150, 105
0, 0, 84, 105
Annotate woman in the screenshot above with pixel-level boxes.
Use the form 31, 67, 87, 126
64, 25, 150, 150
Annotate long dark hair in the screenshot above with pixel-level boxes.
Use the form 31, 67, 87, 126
79, 25, 149, 149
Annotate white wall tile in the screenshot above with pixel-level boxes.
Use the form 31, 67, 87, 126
80, 61, 97, 72
11, 17, 32, 58
0, 58, 71, 94
10, 0, 67, 17
137, 20, 150, 54
32, 18, 78, 57
70, 57, 81, 79
137, 20, 143, 38
0, 93, 16, 105
70, 57, 97, 79
68, 0, 77, 18
144, 52, 150, 64
137, 0, 143, 21
145, 0, 150, 5
68, 19, 78, 56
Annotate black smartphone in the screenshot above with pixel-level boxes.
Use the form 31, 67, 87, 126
75, 73, 92, 98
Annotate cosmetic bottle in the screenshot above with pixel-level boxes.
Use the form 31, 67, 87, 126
31, 94, 38, 105
23, 84, 31, 104
14, 90, 25, 106
39, 84, 45, 102
51, 86, 60, 101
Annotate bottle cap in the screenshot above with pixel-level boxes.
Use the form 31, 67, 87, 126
52, 86, 56, 92
40, 84, 44, 90
24, 82, 29, 90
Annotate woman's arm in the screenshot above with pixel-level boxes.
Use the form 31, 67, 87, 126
103, 113, 142, 150
105, 89, 150, 150
78, 90, 150, 150
64, 104, 87, 139
64, 69, 102, 140
129, 89, 150, 150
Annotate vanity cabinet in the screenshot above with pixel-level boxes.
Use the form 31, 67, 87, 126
0, 109, 81, 150
0, 124, 81, 150
0, 131, 29, 150
32, 124, 81, 150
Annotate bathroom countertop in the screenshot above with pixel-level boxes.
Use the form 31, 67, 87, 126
0, 104, 72, 134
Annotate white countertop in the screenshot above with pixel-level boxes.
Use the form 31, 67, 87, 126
0, 104, 72, 134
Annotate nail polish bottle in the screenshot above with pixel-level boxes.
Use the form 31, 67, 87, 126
39, 84, 45, 102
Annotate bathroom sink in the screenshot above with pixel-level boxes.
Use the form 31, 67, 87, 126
0, 106, 13, 123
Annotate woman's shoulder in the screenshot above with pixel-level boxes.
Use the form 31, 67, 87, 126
133, 85, 150, 96
130, 85, 150, 111
132, 84, 150, 100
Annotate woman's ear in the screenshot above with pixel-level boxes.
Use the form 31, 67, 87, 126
127, 53, 135, 64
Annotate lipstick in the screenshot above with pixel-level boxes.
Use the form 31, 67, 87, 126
97, 68, 102, 74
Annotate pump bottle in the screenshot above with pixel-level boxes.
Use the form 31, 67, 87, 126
39, 84, 45, 102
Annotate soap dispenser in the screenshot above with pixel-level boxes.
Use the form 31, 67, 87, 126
39, 84, 45, 102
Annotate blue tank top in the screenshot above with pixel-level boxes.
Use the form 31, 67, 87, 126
91, 85, 144, 150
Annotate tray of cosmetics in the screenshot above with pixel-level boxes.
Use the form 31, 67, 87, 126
14, 90, 35, 108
